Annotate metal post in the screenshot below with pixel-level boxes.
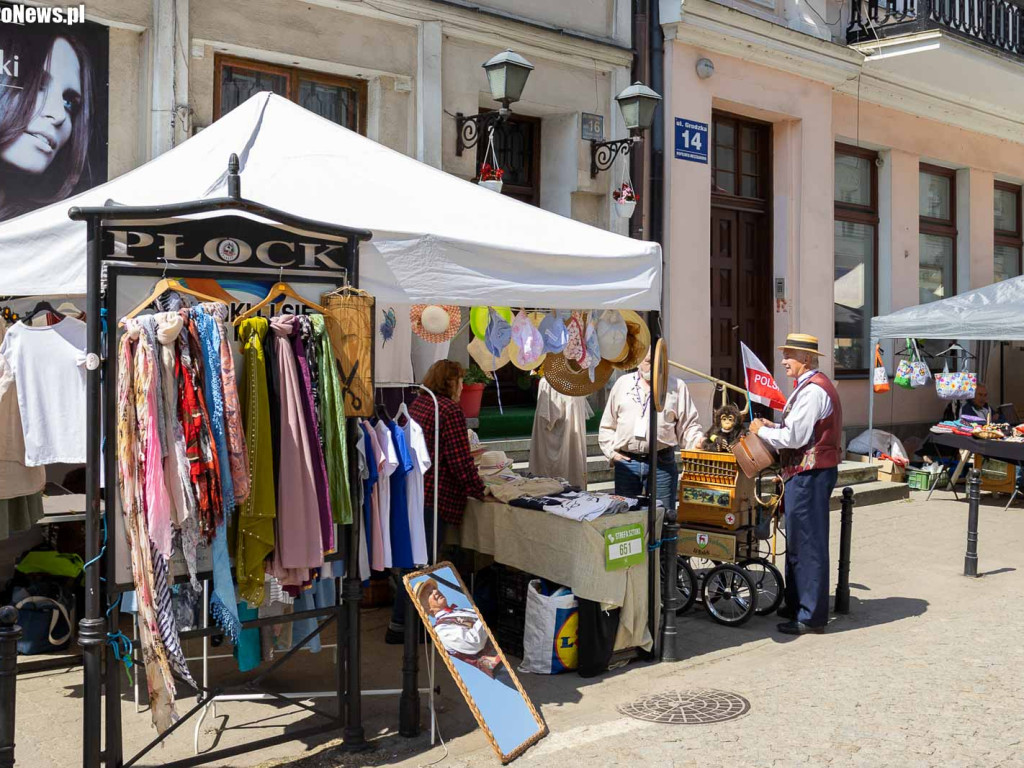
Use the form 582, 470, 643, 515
342, 419, 366, 750
80, 216, 105, 768
835, 487, 855, 614
964, 468, 981, 577
104, 277, 123, 768
398, 592, 420, 737
0, 606, 21, 768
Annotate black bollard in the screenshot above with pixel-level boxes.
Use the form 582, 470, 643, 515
964, 468, 981, 577
0, 606, 20, 768
660, 519, 682, 661
398, 590, 421, 737
835, 486, 855, 614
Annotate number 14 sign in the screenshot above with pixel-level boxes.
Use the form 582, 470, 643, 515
675, 117, 708, 164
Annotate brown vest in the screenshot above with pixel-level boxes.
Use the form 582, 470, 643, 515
779, 372, 843, 480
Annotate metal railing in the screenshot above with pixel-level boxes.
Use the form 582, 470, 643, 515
848, 0, 1024, 58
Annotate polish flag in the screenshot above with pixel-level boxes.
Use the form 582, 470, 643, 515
741, 342, 787, 411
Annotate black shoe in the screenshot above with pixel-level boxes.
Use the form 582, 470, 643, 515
776, 605, 796, 620
384, 627, 405, 645
777, 620, 825, 636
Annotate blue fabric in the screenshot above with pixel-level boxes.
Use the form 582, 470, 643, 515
614, 458, 678, 513
360, 423, 378, 567
234, 602, 261, 672
193, 309, 241, 644
290, 575, 337, 654
782, 467, 838, 628
387, 422, 415, 569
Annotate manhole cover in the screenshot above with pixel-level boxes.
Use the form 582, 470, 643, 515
617, 689, 750, 724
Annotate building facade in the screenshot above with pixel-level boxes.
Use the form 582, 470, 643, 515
660, 0, 1024, 434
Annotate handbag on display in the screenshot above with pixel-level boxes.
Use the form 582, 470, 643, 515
909, 340, 931, 388
732, 433, 776, 479
873, 345, 890, 394
935, 361, 977, 401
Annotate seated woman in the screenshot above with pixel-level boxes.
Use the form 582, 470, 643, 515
387, 360, 485, 644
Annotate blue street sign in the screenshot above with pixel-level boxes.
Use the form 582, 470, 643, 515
674, 118, 709, 164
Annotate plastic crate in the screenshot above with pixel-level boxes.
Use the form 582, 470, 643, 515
907, 467, 947, 491
492, 564, 533, 659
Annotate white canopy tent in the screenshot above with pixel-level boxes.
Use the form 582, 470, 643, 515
0, 92, 661, 310
866, 275, 1024, 437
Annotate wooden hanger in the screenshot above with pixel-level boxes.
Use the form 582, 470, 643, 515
233, 281, 325, 326
122, 278, 223, 322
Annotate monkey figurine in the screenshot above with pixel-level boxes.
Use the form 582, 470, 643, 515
701, 403, 748, 452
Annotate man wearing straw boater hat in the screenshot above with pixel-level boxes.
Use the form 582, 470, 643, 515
750, 333, 843, 635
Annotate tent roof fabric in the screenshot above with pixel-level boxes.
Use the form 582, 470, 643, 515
871, 275, 1024, 341
0, 93, 662, 309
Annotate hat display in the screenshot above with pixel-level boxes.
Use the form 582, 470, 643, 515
539, 312, 568, 354
510, 311, 547, 371
468, 336, 510, 371
596, 309, 628, 362
583, 315, 602, 381
564, 311, 586, 363
410, 304, 461, 343
470, 306, 512, 340
476, 450, 514, 476
484, 307, 512, 357
543, 352, 613, 397
611, 309, 651, 371
779, 332, 825, 356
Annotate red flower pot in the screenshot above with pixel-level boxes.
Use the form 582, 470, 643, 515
460, 383, 486, 419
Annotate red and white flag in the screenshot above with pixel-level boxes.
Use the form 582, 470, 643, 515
741, 342, 787, 411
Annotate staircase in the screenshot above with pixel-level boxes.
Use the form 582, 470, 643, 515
479, 436, 909, 509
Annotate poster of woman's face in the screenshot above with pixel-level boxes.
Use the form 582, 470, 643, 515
406, 563, 547, 763
0, 6, 108, 222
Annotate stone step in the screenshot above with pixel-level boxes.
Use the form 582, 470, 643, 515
835, 460, 880, 487
830, 479, 909, 510
511, 454, 614, 484
485, 433, 602, 463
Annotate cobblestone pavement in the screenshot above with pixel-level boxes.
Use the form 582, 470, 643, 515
271, 490, 1024, 768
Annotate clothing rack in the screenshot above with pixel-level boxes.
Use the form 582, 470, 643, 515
69, 154, 375, 768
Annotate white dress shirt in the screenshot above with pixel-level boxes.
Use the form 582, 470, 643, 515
599, 372, 705, 460
433, 608, 490, 656
758, 370, 834, 451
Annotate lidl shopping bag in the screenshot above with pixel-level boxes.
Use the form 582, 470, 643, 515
519, 580, 579, 674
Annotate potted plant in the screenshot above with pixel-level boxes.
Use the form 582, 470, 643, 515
478, 163, 504, 194
613, 182, 637, 218
460, 364, 491, 418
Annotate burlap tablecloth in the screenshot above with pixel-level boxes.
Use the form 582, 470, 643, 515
459, 498, 663, 651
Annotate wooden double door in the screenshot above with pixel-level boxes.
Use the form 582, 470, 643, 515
709, 113, 773, 389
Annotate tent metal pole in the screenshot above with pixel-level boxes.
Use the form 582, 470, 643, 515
80, 216, 104, 768
867, 338, 877, 457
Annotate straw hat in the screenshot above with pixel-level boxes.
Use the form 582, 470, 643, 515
413, 578, 439, 614
611, 310, 651, 370
410, 305, 461, 343
543, 353, 613, 396
509, 311, 548, 371
476, 450, 513, 476
468, 336, 510, 371
778, 332, 825, 356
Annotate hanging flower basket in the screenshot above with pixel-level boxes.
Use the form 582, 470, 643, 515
613, 182, 637, 218
478, 163, 504, 193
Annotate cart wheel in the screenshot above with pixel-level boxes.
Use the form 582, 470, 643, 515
659, 556, 698, 615
701, 564, 758, 626
739, 558, 784, 616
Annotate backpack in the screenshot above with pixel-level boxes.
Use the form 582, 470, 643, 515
12, 580, 75, 655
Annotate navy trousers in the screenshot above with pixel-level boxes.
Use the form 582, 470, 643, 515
783, 466, 838, 627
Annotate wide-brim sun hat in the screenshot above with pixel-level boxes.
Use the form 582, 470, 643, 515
611, 310, 651, 371
468, 336, 510, 371
470, 306, 512, 340
778, 332, 826, 356
543, 353, 613, 396
509, 311, 548, 371
410, 304, 461, 343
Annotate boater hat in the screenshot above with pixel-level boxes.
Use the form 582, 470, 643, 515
778, 333, 826, 356
413, 578, 440, 614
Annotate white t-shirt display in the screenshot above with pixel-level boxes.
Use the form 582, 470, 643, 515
403, 416, 432, 565
373, 420, 398, 569
375, 302, 414, 386
0, 318, 88, 466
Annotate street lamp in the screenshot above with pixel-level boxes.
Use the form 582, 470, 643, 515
456, 49, 535, 156
590, 81, 662, 178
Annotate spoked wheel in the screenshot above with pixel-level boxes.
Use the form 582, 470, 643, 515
738, 558, 784, 616
659, 556, 698, 615
701, 564, 758, 626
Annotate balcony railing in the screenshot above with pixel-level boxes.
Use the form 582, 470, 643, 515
848, 0, 1024, 58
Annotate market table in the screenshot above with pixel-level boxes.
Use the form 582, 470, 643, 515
458, 498, 663, 652
926, 432, 1024, 501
